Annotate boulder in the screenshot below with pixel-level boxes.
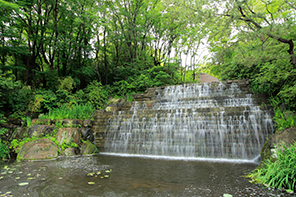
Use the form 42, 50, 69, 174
81, 141, 98, 155
64, 147, 80, 156
80, 127, 94, 142
27, 125, 56, 137
105, 106, 118, 112
56, 128, 81, 145
261, 127, 296, 161
83, 119, 92, 128
31, 119, 52, 125
60, 119, 83, 127
17, 139, 58, 160
9, 127, 27, 140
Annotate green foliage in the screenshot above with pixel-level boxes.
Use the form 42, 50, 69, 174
39, 103, 95, 120
111, 65, 182, 97
28, 89, 57, 112
126, 94, 133, 102
250, 143, 296, 191
0, 140, 10, 160
269, 97, 296, 131
10, 137, 37, 154
0, 127, 10, 160
21, 116, 32, 128
58, 77, 75, 92
60, 139, 78, 151
0, 71, 32, 114
10, 127, 78, 155
0, 113, 10, 160
73, 89, 88, 104
112, 80, 136, 96
85, 81, 108, 109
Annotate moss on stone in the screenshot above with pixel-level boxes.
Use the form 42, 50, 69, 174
81, 141, 99, 155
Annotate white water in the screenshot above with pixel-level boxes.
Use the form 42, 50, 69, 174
104, 82, 273, 160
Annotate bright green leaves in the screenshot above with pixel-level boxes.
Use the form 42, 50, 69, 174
250, 143, 296, 191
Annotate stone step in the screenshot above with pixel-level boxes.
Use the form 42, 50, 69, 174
113, 97, 270, 112
94, 108, 272, 120
132, 94, 266, 102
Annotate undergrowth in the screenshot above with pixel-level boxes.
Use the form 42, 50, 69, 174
248, 97, 296, 192
270, 97, 296, 131
39, 103, 95, 120
249, 143, 296, 192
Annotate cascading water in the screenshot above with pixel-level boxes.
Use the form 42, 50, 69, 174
98, 81, 274, 160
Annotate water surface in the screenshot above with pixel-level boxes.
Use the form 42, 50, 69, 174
0, 155, 291, 197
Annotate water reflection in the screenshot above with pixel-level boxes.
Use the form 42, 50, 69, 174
0, 155, 291, 197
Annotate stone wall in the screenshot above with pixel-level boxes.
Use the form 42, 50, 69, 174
92, 80, 274, 158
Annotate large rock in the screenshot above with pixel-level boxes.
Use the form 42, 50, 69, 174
80, 127, 94, 142
56, 128, 81, 145
17, 139, 58, 160
83, 119, 93, 128
64, 147, 80, 156
9, 127, 27, 140
27, 125, 56, 137
261, 127, 296, 161
59, 119, 83, 127
31, 119, 52, 125
81, 141, 98, 155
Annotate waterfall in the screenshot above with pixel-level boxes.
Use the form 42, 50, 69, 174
95, 81, 274, 160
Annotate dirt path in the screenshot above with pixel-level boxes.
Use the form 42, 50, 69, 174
196, 73, 219, 83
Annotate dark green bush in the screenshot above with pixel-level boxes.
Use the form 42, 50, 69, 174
0, 71, 32, 114
0, 114, 10, 160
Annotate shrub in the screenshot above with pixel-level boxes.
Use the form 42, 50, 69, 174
28, 89, 57, 112
250, 143, 296, 191
0, 128, 10, 160
0, 71, 32, 114
84, 81, 108, 109
270, 97, 296, 131
0, 114, 10, 160
39, 103, 95, 120
58, 76, 75, 92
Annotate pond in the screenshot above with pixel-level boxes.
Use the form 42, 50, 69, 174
0, 154, 291, 197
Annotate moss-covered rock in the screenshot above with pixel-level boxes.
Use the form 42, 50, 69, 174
64, 147, 80, 156
83, 119, 92, 128
17, 139, 58, 160
27, 125, 56, 137
81, 141, 98, 155
261, 127, 296, 162
56, 128, 81, 145
80, 127, 94, 142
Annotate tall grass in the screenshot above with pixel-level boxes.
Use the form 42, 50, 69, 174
270, 97, 296, 131
250, 143, 296, 191
39, 103, 96, 120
